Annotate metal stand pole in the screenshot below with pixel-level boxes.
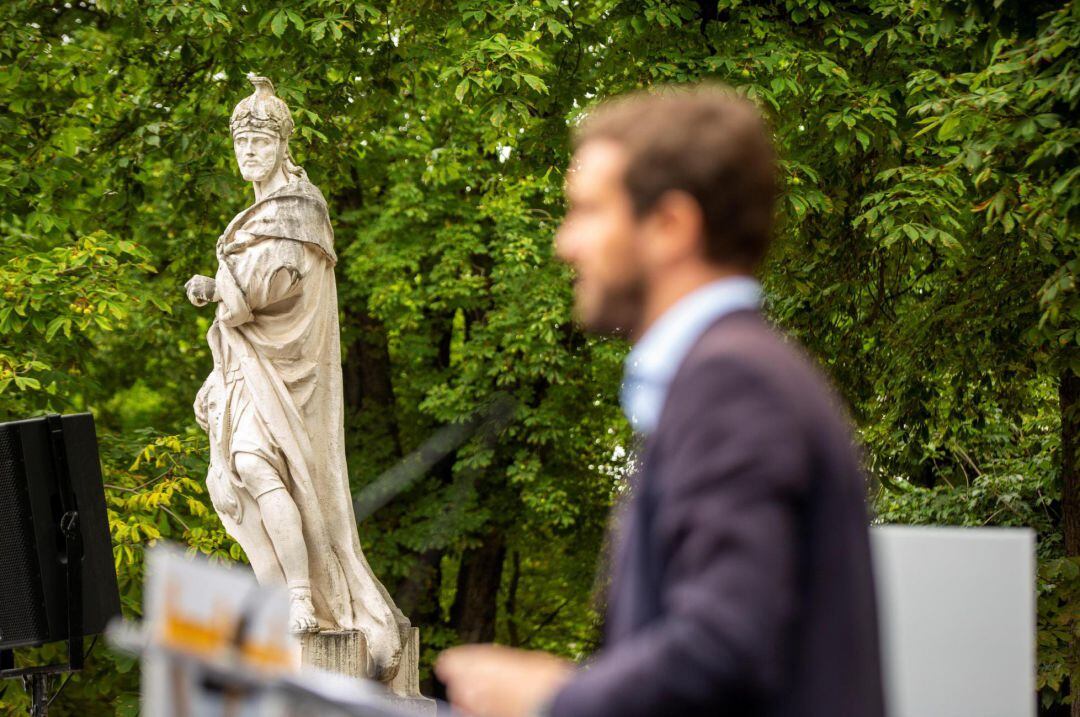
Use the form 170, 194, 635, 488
25, 673, 48, 717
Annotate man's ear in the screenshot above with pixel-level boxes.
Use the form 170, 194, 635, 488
641, 189, 707, 267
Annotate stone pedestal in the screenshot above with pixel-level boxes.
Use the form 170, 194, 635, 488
300, 627, 435, 714
300, 630, 369, 679
387, 626, 422, 697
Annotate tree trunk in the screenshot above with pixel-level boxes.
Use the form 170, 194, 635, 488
393, 548, 445, 697
395, 549, 444, 624
1063, 368, 1080, 558
343, 311, 396, 407
505, 550, 522, 647
1061, 369, 1080, 717
342, 311, 402, 456
450, 529, 506, 644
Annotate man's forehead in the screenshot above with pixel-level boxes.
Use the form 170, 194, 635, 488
567, 140, 627, 192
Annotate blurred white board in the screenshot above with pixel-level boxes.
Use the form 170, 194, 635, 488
871, 526, 1035, 717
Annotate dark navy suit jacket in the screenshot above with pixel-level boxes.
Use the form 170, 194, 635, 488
552, 310, 885, 717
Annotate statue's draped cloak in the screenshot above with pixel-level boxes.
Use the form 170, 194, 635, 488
195, 178, 404, 675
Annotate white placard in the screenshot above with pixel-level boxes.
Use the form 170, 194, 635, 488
142, 543, 295, 717
871, 526, 1035, 717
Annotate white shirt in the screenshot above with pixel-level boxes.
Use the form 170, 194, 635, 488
620, 277, 763, 434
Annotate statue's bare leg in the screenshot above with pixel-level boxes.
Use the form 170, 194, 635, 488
234, 452, 318, 632
218, 494, 285, 586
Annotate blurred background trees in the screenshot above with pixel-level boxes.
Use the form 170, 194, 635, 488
0, 0, 1076, 713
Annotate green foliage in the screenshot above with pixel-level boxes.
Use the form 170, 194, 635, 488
1039, 556, 1080, 708
0, 232, 161, 405
0, 0, 1076, 713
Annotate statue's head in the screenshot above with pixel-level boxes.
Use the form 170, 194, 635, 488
229, 74, 304, 183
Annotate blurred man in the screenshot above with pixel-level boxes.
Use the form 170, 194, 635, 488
436, 85, 884, 717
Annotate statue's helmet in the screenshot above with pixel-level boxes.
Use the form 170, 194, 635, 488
230, 74, 294, 139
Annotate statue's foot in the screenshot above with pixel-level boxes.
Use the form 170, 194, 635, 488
288, 584, 319, 634
358, 614, 404, 683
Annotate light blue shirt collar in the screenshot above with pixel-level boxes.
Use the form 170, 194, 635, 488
620, 277, 763, 434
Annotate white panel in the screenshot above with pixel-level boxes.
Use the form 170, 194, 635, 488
870, 526, 1035, 717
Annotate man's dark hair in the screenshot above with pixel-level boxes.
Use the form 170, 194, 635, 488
573, 85, 778, 269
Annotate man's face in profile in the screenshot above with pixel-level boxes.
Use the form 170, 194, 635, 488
556, 140, 646, 336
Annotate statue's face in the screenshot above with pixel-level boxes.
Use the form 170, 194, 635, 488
233, 129, 284, 183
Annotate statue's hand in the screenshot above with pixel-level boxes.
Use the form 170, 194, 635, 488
185, 275, 217, 307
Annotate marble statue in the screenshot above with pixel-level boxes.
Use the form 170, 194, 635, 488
186, 75, 406, 681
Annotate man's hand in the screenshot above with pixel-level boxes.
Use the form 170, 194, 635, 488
185, 275, 217, 307
436, 644, 573, 717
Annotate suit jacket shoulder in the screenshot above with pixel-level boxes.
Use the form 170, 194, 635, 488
655, 309, 863, 494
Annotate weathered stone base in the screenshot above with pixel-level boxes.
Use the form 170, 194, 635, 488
388, 626, 422, 697
301, 629, 368, 679
299, 626, 434, 714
